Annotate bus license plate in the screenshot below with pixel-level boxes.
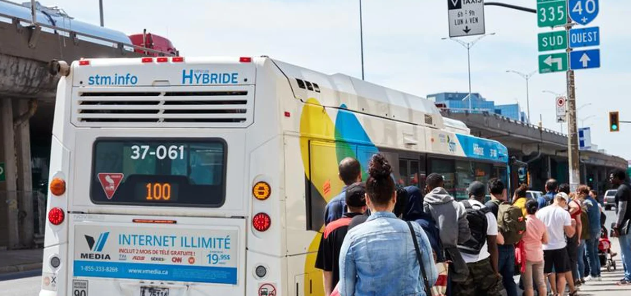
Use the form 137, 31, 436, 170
140, 287, 169, 296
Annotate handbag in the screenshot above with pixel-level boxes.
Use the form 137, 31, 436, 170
407, 221, 432, 296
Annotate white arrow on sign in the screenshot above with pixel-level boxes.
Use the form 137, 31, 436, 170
545, 55, 563, 70
579, 53, 591, 67
451, 0, 459, 7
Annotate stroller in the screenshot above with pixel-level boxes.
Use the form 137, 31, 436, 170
599, 224, 617, 271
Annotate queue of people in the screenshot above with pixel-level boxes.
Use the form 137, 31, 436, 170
315, 154, 631, 296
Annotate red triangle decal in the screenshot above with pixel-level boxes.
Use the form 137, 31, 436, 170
97, 173, 124, 200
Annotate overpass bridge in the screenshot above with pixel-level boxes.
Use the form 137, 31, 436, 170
442, 110, 627, 192
0, 0, 172, 249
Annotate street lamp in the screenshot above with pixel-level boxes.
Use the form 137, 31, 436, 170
542, 90, 565, 97
99, 0, 104, 27
359, 0, 364, 80
579, 115, 595, 127
506, 69, 537, 122
442, 33, 495, 113
577, 103, 592, 112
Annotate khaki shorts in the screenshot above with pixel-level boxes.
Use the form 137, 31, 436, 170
522, 260, 545, 290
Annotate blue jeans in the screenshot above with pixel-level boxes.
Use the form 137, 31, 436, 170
619, 231, 631, 281
498, 245, 517, 296
577, 240, 586, 279
585, 235, 601, 277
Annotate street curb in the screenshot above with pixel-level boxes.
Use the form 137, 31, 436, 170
0, 263, 42, 274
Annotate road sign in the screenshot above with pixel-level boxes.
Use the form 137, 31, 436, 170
570, 49, 600, 70
569, 0, 599, 25
569, 27, 600, 48
556, 96, 567, 123
447, 0, 485, 38
579, 127, 592, 150
0, 162, 4, 182
537, 0, 567, 28
539, 52, 568, 74
538, 31, 567, 52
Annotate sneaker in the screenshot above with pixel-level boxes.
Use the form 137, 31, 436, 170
595, 276, 602, 281
584, 275, 593, 281
580, 278, 586, 284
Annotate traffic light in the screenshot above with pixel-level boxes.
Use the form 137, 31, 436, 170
609, 111, 620, 132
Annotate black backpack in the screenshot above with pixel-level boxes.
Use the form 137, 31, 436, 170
458, 200, 490, 255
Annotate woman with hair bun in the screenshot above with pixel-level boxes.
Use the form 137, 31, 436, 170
521, 199, 548, 296
338, 154, 438, 296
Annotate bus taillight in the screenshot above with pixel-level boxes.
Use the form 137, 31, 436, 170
252, 213, 271, 232
172, 57, 184, 62
48, 208, 65, 225
141, 57, 153, 63
157, 57, 168, 63
49, 177, 66, 196
239, 57, 252, 63
253, 181, 271, 200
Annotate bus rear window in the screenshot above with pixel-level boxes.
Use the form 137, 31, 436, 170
90, 139, 226, 207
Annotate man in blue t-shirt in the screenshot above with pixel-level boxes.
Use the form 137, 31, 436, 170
323, 157, 362, 225
539, 178, 558, 209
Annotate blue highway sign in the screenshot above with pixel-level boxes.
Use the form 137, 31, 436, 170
569, 27, 600, 48
569, 0, 599, 25
570, 49, 600, 70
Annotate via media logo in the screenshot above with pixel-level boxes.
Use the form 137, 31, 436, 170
84, 232, 110, 252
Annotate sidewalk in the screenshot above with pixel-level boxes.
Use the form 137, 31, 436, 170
0, 248, 43, 274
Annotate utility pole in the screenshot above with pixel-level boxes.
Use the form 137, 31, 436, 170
566, 16, 580, 191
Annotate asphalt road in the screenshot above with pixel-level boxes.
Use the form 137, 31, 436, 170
1, 209, 629, 296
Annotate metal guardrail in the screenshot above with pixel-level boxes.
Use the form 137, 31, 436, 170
440, 108, 566, 136
0, 6, 175, 57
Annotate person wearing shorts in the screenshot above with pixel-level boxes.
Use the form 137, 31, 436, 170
536, 192, 578, 296
522, 200, 548, 296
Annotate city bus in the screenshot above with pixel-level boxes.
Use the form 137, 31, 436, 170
40, 56, 509, 296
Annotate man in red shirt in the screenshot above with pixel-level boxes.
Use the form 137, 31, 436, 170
315, 182, 367, 296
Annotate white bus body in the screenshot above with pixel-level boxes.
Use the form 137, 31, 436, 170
41, 56, 508, 296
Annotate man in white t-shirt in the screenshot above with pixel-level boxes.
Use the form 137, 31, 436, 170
453, 182, 504, 296
536, 192, 577, 296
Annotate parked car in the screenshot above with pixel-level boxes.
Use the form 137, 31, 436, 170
603, 189, 617, 210
526, 190, 543, 201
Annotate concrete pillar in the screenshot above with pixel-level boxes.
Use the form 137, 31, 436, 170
15, 99, 34, 247
0, 99, 19, 249
545, 155, 552, 179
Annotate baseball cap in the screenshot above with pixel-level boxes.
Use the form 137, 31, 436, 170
467, 181, 486, 198
346, 182, 366, 208
556, 192, 569, 203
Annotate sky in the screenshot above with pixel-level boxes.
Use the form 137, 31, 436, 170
39, 0, 631, 160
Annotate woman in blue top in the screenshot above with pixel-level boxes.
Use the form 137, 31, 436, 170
338, 154, 438, 296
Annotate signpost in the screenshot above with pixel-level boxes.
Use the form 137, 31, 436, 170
569, 0, 599, 25
538, 31, 567, 52
537, 0, 567, 28
447, 0, 485, 38
539, 53, 568, 73
556, 96, 567, 123
569, 27, 600, 48
570, 49, 600, 70
578, 127, 592, 150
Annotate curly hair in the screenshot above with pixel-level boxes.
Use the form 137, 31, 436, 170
366, 154, 395, 207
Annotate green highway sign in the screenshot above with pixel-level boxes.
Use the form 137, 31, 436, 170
539, 53, 568, 74
0, 162, 5, 182
538, 31, 567, 52
537, 0, 567, 28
